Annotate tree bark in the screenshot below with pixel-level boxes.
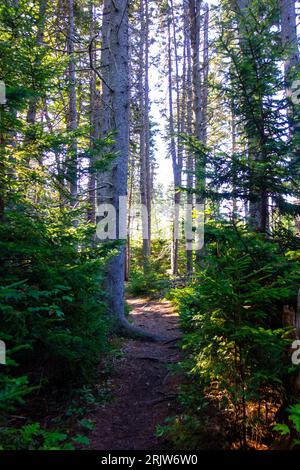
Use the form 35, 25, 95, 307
88, 0, 99, 224
98, 0, 164, 341
189, 0, 202, 143
201, 3, 209, 146
139, 0, 151, 269
167, 1, 182, 276
189, 0, 206, 263
234, 0, 269, 233
66, 0, 78, 204
26, 0, 48, 128
280, 0, 300, 137
185, 0, 194, 274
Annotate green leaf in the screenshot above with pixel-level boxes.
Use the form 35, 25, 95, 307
72, 435, 90, 446
79, 419, 95, 431
273, 424, 290, 436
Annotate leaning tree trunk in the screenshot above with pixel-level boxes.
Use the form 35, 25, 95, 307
97, 0, 164, 341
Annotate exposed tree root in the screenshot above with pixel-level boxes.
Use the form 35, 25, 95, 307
117, 316, 167, 342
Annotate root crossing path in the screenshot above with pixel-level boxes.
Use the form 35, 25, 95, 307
89, 298, 182, 450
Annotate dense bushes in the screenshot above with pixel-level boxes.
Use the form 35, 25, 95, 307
166, 221, 300, 449
0, 198, 113, 416
127, 266, 170, 297
274, 404, 300, 448
0, 0, 117, 444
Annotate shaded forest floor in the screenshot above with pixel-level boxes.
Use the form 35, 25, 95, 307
89, 298, 183, 450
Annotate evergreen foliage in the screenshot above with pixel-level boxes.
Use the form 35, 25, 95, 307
167, 221, 300, 448
0, 0, 114, 421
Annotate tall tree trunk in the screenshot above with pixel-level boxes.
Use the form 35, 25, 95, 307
235, 0, 268, 233
173, 0, 183, 276
125, 165, 134, 282
0, 116, 5, 222
231, 101, 238, 218
26, 0, 48, 129
189, 0, 202, 143
185, 0, 194, 274
144, 0, 151, 259
88, 0, 98, 224
139, 0, 151, 269
189, 0, 205, 263
168, 1, 182, 276
201, 3, 209, 146
98, 0, 162, 341
66, 0, 78, 204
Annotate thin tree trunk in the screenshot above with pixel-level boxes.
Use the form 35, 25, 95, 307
231, 100, 238, 218
185, 0, 194, 274
189, 0, 205, 263
88, 0, 98, 224
125, 166, 134, 282
66, 0, 78, 204
189, 0, 202, 143
235, 0, 268, 233
0, 121, 5, 222
26, 0, 48, 129
201, 3, 209, 146
167, 2, 181, 276
144, 0, 151, 257
172, 0, 183, 276
139, 0, 151, 269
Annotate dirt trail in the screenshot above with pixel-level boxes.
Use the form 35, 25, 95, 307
89, 298, 182, 450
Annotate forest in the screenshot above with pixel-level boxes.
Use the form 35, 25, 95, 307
1, 0, 300, 457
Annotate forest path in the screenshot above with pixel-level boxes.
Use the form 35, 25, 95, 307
89, 298, 182, 450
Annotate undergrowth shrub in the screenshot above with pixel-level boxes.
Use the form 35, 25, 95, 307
0, 423, 74, 450
127, 267, 170, 296
164, 221, 300, 449
274, 404, 300, 449
0, 421, 93, 450
0, 200, 114, 416
127, 239, 171, 296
